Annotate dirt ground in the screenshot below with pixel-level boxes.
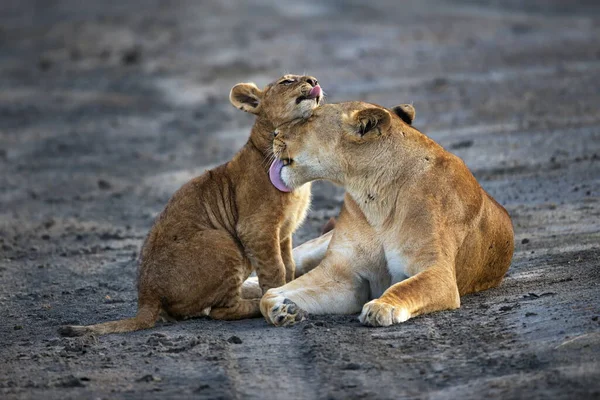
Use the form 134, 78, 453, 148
1, 0, 599, 399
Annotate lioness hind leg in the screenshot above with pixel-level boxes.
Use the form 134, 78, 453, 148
241, 276, 262, 299
209, 298, 261, 320
292, 230, 333, 277
359, 266, 460, 327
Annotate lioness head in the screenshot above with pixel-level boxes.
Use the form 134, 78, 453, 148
269, 101, 416, 191
229, 74, 323, 127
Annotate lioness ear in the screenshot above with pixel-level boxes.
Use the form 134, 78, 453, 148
353, 108, 391, 138
229, 83, 263, 114
391, 104, 415, 125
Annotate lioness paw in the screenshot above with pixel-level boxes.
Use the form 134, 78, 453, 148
359, 300, 410, 327
261, 291, 307, 327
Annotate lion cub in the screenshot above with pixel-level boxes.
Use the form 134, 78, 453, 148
59, 75, 322, 336
261, 101, 514, 327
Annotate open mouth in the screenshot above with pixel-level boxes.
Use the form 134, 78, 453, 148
296, 85, 322, 105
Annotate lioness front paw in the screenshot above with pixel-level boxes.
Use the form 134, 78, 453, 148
359, 300, 410, 327
260, 291, 308, 327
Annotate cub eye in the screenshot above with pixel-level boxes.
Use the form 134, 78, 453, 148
279, 79, 295, 85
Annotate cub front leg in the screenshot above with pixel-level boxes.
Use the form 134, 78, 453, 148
280, 236, 295, 283
359, 266, 460, 327
240, 230, 286, 294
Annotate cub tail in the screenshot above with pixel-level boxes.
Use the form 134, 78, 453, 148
58, 301, 160, 337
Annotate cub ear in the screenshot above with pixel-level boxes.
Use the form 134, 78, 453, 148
391, 104, 415, 125
352, 108, 391, 138
229, 83, 263, 114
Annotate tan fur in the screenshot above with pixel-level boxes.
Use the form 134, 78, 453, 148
290, 104, 416, 276
261, 101, 514, 327
59, 75, 322, 336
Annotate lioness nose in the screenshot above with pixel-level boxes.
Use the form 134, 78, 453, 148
305, 77, 318, 87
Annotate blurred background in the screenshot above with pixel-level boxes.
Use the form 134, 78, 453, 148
1, 1, 599, 399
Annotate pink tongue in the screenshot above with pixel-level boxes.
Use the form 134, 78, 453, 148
269, 159, 292, 192
309, 85, 321, 98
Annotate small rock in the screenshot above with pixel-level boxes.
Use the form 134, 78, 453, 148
98, 179, 112, 190
137, 374, 160, 382
14, 325, 23, 330
56, 375, 85, 388
195, 384, 210, 392
521, 238, 530, 244
122, 47, 141, 65
342, 363, 361, 370
41, 234, 50, 240
227, 335, 243, 344
303, 323, 316, 331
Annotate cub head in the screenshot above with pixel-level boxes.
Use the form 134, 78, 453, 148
269, 101, 415, 192
229, 74, 323, 128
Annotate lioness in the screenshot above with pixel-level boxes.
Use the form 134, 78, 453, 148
291, 104, 417, 276
59, 74, 322, 336
261, 101, 514, 327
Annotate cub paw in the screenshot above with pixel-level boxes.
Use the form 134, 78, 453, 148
260, 291, 307, 327
359, 300, 410, 327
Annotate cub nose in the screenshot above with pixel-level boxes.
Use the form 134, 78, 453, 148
305, 77, 318, 87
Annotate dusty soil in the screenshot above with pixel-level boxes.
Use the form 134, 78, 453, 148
1, 0, 599, 399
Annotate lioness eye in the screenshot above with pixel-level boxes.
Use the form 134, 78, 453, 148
279, 79, 295, 85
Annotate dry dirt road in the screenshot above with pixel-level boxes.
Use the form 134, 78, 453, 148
1, 1, 599, 399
